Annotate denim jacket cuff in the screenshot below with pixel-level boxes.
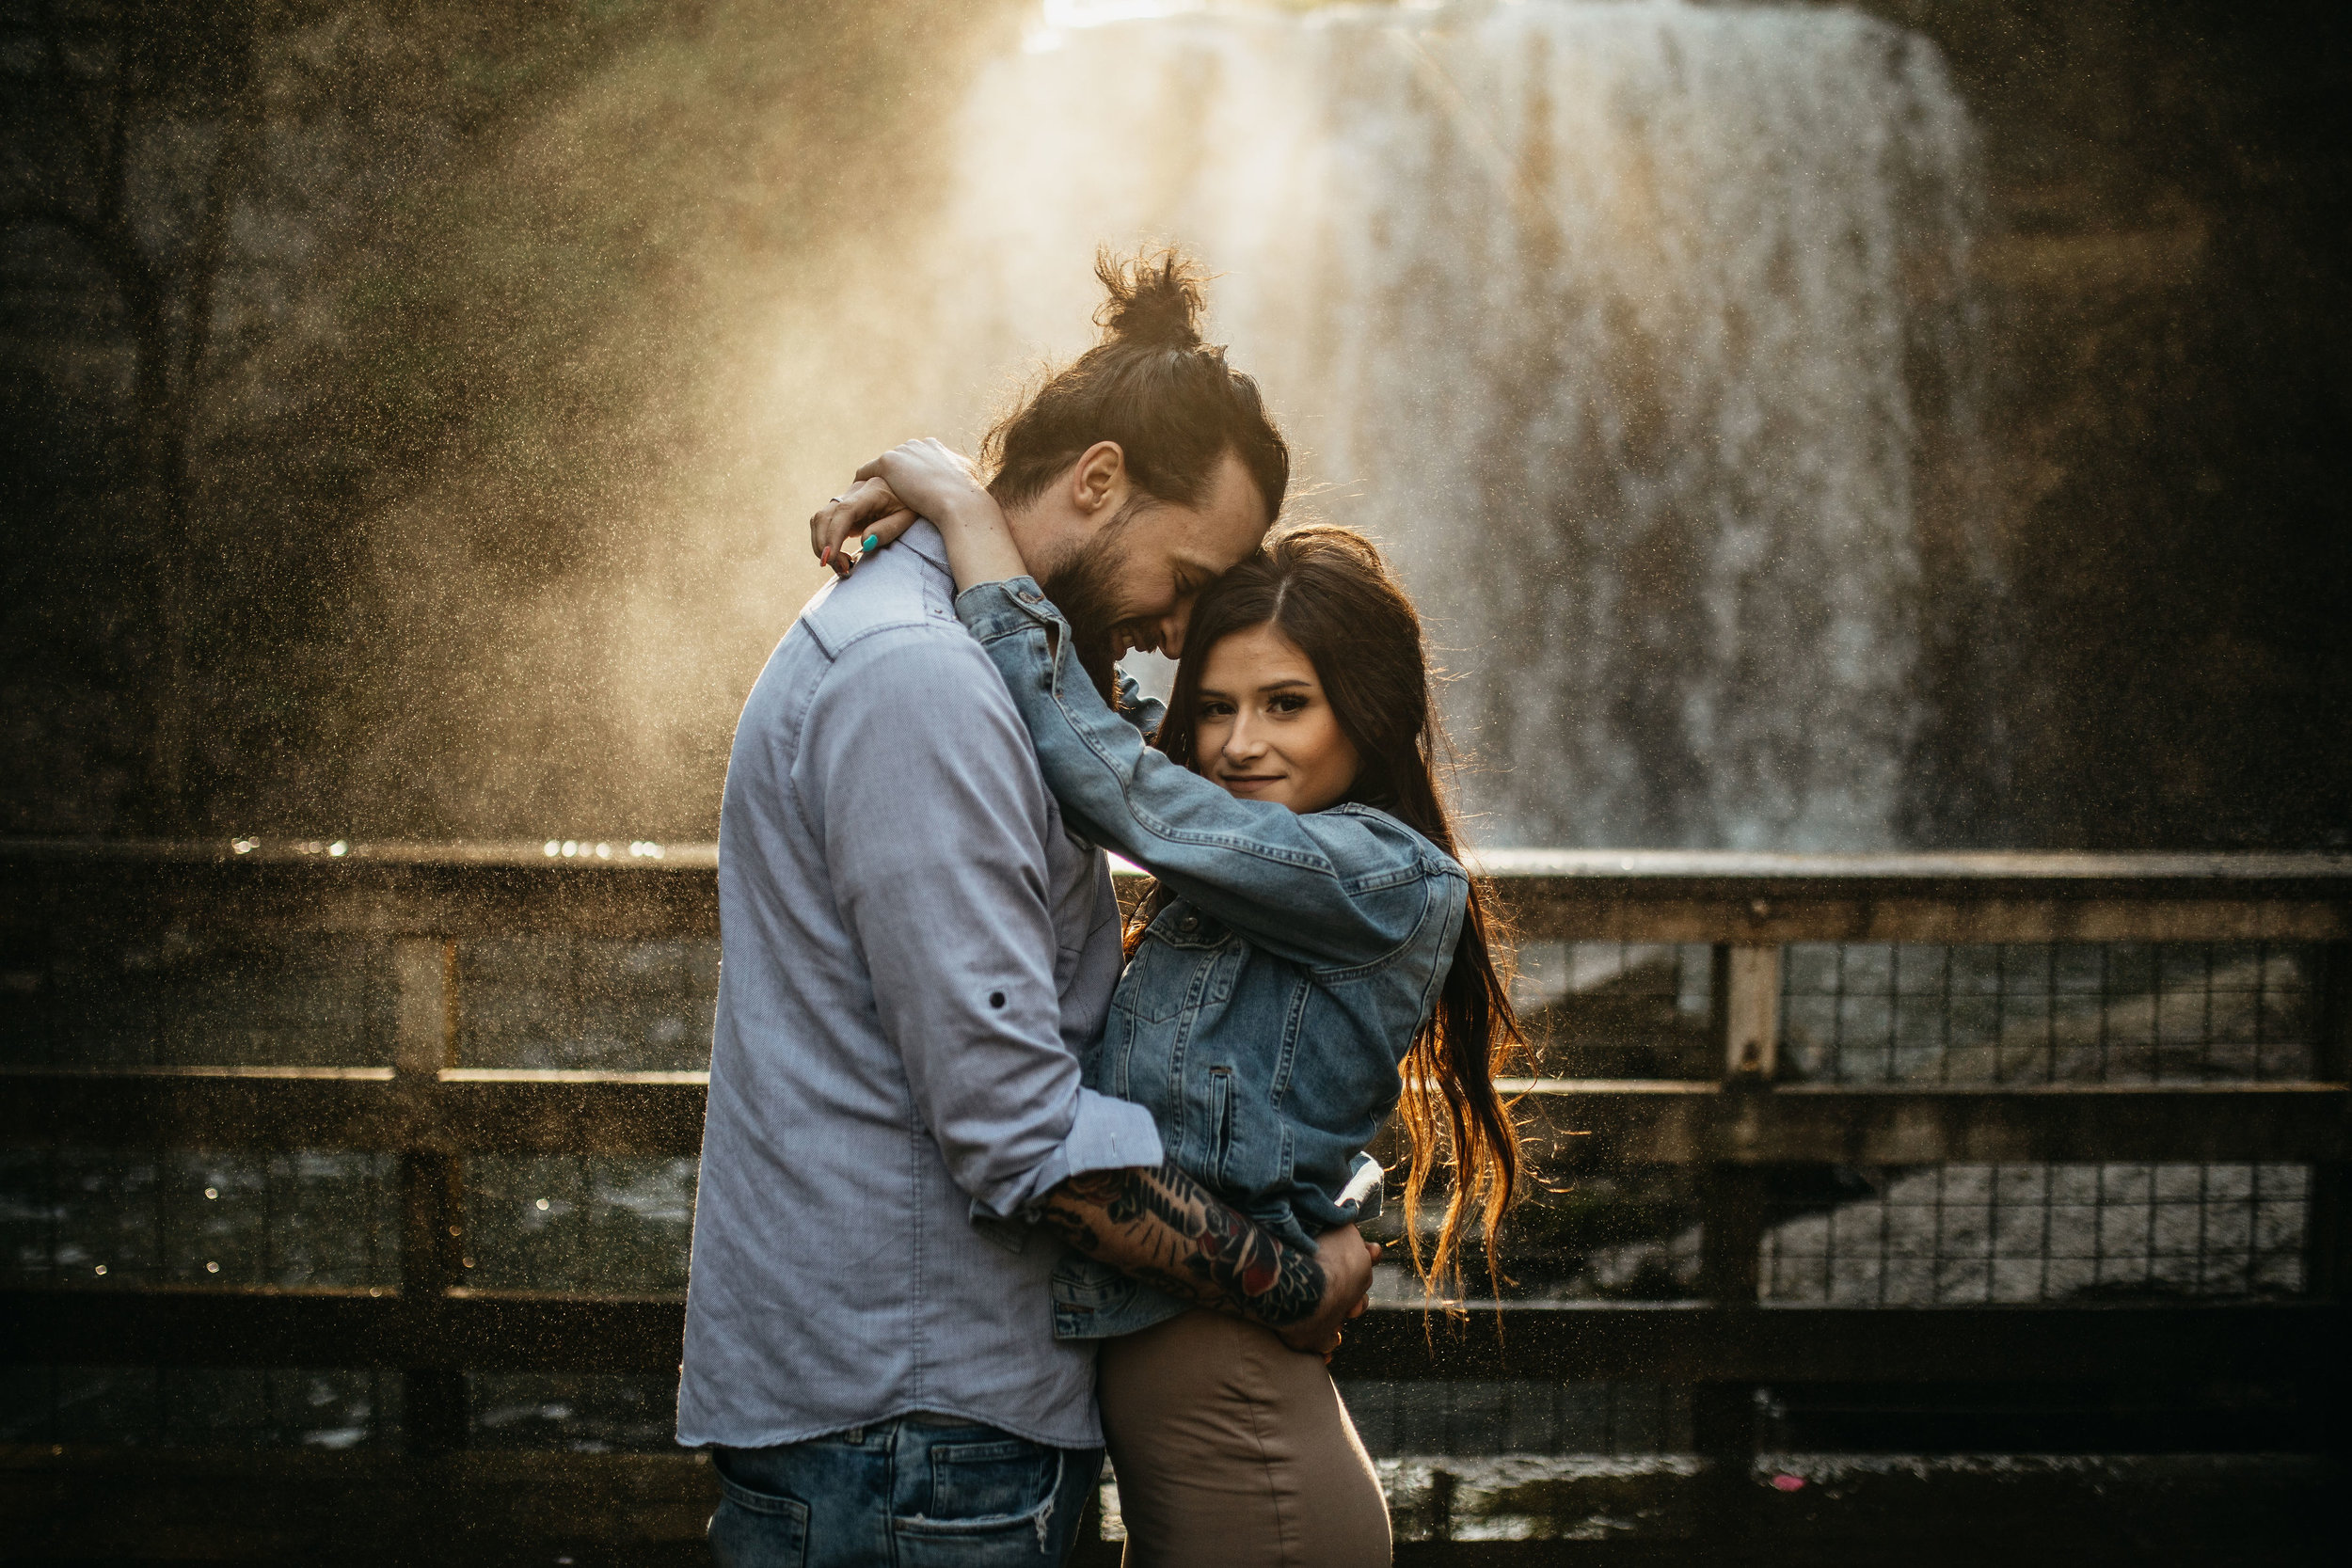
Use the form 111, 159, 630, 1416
955, 577, 1061, 642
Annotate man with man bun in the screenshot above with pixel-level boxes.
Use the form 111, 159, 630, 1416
679, 250, 1375, 1564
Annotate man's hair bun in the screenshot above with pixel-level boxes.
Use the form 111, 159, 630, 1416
983, 241, 1286, 559
1092, 245, 1207, 351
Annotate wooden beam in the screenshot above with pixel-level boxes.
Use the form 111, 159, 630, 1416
4, 1288, 2338, 1386
5, 843, 2345, 945
1338, 1300, 2350, 1384
1518, 1081, 2352, 1166
1491, 892, 2348, 945
0, 1068, 710, 1155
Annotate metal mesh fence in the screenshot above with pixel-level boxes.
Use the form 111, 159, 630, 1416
1759, 1163, 2309, 1305
457, 938, 718, 1071
0, 933, 396, 1069
0, 1366, 401, 1449
1340, 1380, 1692, 1458
1, 1148, 400, 1289
1776, 942, 2321, 1084
463, 1154, 697, 1292
1512, 941, 1714, 1078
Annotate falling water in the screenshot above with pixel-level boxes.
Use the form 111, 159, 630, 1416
924, 0, 1994, 848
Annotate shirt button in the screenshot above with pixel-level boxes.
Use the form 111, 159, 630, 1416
1178, 916, 1198, 934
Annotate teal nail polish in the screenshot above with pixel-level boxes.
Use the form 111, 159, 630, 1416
862, 533, 879, 552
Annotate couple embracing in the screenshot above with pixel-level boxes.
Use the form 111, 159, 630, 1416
677, 249, 1524, 1567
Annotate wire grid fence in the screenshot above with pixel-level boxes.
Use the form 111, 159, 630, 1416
457, 938, 718, 1071
1776, 942, 2321, 1084
0, 934, 721, 1072
0, 1148, 400, 1289
0, 1365, 401, 1449
466, 1372, 681, 1451
1759, 1163, 2310, 1305
1340, 1379, 1692, 1458
1511, 942, 1714, 1078
2, 934, 2334, 1450
8, 935, 2313, 1084
0, 933, 396, 1069
463, 1154, 697, 1292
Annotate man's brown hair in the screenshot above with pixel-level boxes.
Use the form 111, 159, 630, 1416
982, 246, 1290, 521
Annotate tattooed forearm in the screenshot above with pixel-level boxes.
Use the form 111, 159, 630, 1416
1041, 1163, 1326, 1328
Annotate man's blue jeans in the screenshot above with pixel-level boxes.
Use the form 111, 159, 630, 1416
707, 1415, 1102, 1567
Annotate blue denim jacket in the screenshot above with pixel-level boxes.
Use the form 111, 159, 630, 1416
957, 577, 1470, 1339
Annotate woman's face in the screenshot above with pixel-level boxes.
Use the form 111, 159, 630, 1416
1190, 623, 1360, 814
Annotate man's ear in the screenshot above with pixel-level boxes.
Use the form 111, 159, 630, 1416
1069, 441, 1128, 523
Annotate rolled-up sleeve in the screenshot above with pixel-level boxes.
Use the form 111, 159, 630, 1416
803, 623, 1161, 1219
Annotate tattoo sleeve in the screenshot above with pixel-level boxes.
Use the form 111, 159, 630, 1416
1040, 1162, 1326, 1328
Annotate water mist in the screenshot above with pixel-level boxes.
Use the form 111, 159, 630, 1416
921, 0, 1995, 848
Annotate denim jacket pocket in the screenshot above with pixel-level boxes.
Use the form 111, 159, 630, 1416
1113, 909, 1230, 1024
1206, 1067, 1236, 1186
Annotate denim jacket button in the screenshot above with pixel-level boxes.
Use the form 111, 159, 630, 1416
1178, 915, 1198, 935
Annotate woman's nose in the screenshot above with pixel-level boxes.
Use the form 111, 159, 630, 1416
1222, 715, 1267, 759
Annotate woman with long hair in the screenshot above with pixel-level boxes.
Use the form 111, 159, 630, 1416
833, 272, 1522, 1568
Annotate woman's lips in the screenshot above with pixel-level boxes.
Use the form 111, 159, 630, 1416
1219, 774, 1281, 793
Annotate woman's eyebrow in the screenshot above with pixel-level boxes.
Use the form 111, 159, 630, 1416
1255, 677, 1313, 693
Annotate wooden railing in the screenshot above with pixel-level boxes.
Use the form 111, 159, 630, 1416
3, 842, 2348, 1516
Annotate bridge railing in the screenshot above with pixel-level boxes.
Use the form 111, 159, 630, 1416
3, 843, 2347, 1538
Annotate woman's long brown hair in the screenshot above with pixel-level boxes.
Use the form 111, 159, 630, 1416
1137, 524, 1525, 1301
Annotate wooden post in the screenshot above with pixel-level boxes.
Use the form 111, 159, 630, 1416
1716, 943, 1781, 1082
1695, 943, 1780, 1538
392, 938, 466, 1458
2305, 942, 2350, 1303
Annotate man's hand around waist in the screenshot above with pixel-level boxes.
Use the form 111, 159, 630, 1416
1041, 1161, 1379, 1356
1287, 1223, 1379, 1359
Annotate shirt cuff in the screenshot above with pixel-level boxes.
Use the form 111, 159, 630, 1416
955, 577, 1060, 641
968, 1087, 1166, 1225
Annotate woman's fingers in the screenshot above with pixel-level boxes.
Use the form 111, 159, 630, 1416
807, 477, 902, 571
841, 508, 918, 571
813, 439, 985, 578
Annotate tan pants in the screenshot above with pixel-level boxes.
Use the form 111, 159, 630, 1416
1099, 1310, 1391, 1568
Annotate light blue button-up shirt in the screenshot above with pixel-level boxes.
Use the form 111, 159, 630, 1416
676, 524, 1165, 1452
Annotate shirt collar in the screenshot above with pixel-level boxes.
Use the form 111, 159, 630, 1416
901, 519, 952, 575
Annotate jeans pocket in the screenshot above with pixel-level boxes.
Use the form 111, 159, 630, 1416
707, 1454, 811, 1568
922, 1440, 1059, 1524
897, 1441, 1067, 1560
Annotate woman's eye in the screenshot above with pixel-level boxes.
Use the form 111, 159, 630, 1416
1199, 700, 1234, 719
1269, 693, 1309, 714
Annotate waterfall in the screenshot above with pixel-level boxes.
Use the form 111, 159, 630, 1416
922, 0, 1993, 848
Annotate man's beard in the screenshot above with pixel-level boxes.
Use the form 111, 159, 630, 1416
1040, 502, 1145, 701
